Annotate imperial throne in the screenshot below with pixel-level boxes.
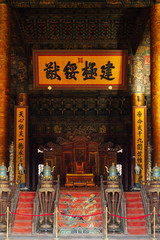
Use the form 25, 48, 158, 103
65, 161, 94, 187
75, 162, 85, 174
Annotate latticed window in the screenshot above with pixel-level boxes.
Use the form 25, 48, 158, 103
38, 164, 44, 176
116, 164, 122, 176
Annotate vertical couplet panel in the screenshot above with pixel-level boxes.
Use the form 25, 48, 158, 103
14, 106, 28, 184
133, 106, 147, 183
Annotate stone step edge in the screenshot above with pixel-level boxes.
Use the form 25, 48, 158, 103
12, 226, 32, 229
59, 198, 101, 201
59, 208, 103, 210
14, 219, 32, 222
58, 220, 103, 223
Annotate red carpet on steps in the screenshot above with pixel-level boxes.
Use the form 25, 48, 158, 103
11, 189, 149, 238
125, 192, 148, 235
12, 191, 36, 234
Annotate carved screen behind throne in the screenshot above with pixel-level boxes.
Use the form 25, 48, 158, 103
89, 152, 98, 174
74, 148, 86, 173
64, 152, 72, 173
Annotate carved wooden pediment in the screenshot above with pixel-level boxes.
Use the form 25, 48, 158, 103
38, 142, 62, 154
56, 137, 72, 145
72, 135, 89, 142
99, 141, 122, 152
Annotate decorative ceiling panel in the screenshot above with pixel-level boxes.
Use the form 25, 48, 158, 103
6, 0, 153, 8
15, 9, 139, 44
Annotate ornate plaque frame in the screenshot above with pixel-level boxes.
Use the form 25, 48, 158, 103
33, 50, 127, 90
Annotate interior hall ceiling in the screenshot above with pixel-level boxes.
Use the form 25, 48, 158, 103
12, 7, 149, 52
6, 0, 154, 8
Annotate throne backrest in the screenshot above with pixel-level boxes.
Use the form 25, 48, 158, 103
75, 162, 85, 174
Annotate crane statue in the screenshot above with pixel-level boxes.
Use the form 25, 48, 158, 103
18, 156, 25, 175
105, 166, 109, 174
52, 166, 55, 173
132, 156, 141, 175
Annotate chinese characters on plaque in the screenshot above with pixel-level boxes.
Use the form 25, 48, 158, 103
133, 106, 147, 182
33, 50, 127, 90
44, 60, 115, 81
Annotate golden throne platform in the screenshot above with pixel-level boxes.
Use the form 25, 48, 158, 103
65, 173, 95, 187
65, 161, 95, 187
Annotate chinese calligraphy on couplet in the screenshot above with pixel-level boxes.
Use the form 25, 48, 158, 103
15, 107, 28, 184
133, 106, 147, 183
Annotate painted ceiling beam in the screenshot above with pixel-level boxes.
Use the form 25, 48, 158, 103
1, 0, 154, 8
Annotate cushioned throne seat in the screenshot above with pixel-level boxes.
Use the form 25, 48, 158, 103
75, 162, 85, 174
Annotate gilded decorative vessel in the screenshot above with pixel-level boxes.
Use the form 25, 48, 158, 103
108, 163, 118, 181
0, 162, 8, 181
151, 163, 160, 181
42, 163, 52, 181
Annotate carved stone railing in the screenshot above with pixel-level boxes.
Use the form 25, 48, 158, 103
139, 177, 160, 234
100, 175, 107, 238
119, 176, 127, 235
139, 178, 151, 234
9, 178, 21, 233
53, 175, 60, 236
100, 175, 127, 235
32, 176, 41, 234
0, 181, 12, 233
